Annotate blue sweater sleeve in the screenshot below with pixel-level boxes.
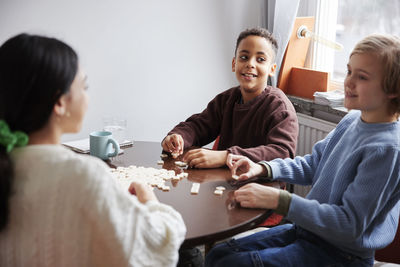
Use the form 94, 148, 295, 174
288, 146, 400, 244
267, 128, 335, 186
267, 111, 356, 186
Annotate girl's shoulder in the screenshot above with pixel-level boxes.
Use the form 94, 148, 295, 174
62, 149, 111, 180
13, 144, 110, 179
11, 145, 114, 196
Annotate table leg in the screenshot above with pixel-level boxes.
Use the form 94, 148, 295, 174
204, 242, 215, 255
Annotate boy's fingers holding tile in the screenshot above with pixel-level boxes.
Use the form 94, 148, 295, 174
226, 153, 236, 169
176, 135, 184, 154
170, 134, 184, 154
162, 135, 174, 152
231, 157, 256, 180
227, 154, 246, 169
229, 156, 247, 173
161, 136, 168, 151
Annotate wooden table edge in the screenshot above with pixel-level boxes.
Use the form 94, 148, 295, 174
180, 209, 273, 249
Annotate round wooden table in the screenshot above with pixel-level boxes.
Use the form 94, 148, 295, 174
109, 141, 272, 248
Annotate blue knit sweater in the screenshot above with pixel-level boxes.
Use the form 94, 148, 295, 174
267, 110, 400, 258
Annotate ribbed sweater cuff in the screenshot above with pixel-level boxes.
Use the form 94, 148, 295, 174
258, 161, 272, 178
275, 190, 292, 216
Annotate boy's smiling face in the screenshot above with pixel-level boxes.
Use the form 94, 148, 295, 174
232, 35, 276, 101
344, 52, 397, 122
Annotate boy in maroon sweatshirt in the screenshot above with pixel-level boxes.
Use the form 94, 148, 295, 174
162, 28, 298, 169
169, 28, 300, 267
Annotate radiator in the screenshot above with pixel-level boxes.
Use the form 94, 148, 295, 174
292, 113, 337, 197
296, 113, 337, 156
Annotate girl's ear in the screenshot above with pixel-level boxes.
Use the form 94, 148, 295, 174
232, 57, 236, 72
53, 94, 67, 116
268, 63, 277, 77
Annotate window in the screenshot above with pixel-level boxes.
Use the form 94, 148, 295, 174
299, 0, 400, 90
333, 0, 400, 82
297, 0, 339, 86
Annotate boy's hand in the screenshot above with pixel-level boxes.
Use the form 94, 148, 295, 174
227, 154, 265, 180
234, 183, 280, 209
183, 149, 228, 168
129, 181, 158, 204
162, 134, 184, 156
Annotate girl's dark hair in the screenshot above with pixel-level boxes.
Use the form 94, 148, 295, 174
0, 33, 78, 231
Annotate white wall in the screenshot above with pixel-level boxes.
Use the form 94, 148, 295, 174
0, 0, 265, 142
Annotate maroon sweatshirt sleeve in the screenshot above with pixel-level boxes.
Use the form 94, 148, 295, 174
168, 88, 238, 148
227, 107, 298, 161
223, 87, 299, 161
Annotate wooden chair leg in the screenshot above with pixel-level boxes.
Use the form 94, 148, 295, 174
204, 242, 215, 255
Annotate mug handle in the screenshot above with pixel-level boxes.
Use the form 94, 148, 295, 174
107, 138, 120, 157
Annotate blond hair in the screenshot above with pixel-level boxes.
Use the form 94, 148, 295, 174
351, 34, 400, 115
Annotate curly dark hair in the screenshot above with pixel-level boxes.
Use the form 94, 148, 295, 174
234, 27, 278, 59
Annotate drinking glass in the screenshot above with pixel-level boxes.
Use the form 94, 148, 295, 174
102, 116, 127, 144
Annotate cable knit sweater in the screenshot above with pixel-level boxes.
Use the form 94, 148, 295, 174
0, 145, 186, 267
267, 110, 400, 258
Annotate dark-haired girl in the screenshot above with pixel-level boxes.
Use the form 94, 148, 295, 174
0, 33, 186, 267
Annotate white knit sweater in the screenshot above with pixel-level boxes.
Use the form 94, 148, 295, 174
0, 145, 186, 267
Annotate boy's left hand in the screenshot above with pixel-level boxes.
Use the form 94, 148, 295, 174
234, 183, 280, 209
183, 149, 228, 168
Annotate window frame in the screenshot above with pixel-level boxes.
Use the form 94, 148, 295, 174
299, 0, 343, 90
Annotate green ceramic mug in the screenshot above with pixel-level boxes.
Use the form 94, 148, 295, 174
89, 131, 120, 160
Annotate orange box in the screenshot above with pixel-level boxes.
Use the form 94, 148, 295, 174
286, 67, 330, 99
